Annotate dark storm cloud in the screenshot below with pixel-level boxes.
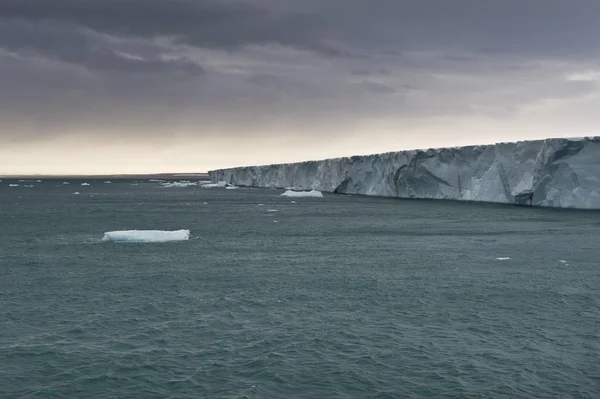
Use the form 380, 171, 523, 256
1, 0, 600, 143
3, 0, 600, 58
0, 0, 340, 56
0, 20, 204, 75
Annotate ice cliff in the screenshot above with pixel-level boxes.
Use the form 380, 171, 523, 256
209, 137, 600, 209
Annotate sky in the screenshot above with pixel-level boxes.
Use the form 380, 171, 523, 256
1, 0, 600, 174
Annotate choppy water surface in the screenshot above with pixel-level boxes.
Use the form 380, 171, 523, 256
1, 180, 599, 398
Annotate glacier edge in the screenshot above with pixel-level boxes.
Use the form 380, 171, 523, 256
208, 137, 600, 210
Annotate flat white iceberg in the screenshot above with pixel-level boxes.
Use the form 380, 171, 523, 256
281, 190, 324, 198
81, 183, 90, 186
496, 257, 511, 261
9, 184, 19, 187
161, 181, 197, 188
102, 229, 190, 243
63, 182, 70, 185
201, 181, 228, 188
73, 192, 80, 195
225, 186, 239, 190
104, 181, 112, 184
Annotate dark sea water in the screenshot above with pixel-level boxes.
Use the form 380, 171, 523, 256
1, 179, 599, 398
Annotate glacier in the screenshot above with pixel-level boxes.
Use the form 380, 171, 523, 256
209, 137, 600, 210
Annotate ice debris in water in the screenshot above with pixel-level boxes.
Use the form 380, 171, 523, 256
73, 192, 80, 195
63, 182, 70, 185
9, 184, 19, 187
161, 181, 197, 188
267, 209, 278, 212
496, 257, 511, 261
281, 190, 324, 198
201, 181, 228, 188
104, 181, 112, 184
81, 183, 90, 186
102, 229, 190, 243
225, 186, 239, 190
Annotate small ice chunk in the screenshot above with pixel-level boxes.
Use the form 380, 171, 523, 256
559, 260, 568, 263
161, 181, 196, 188
81, 183, 90, 186
281, 190, 323, 198
257, 204, 265, 206
267, 209, 278, 212
273, 220, 279, 223
9, 184, 19, 187
201, 181, 228, 188
225, 186, 239, 190
63, 182, 70, 185
496, 257, 511, 261
104, 181, 112, 184
203, 202, 208, 205
73, 192, 80, 195
291, 201, 297, 204
102, 229, 190, 243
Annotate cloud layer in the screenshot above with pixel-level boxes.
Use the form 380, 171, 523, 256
1, 0, 600, 173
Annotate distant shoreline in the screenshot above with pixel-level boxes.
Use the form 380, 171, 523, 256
0, 173, 210, 180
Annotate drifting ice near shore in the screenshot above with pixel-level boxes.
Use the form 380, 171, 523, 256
102, 229, 190, 243
281, 190, 324, 198
209, 137, 600, 210
161, 181, 197, 188
201, 181, 228, 188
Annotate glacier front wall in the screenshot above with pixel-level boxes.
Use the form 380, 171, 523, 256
209, 137, 600, 209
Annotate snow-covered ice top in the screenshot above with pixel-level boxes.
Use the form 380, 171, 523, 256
81, 183, 90, 186
102, 229, 190, 243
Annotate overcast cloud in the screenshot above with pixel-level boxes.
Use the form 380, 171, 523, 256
1, 0, 600, 174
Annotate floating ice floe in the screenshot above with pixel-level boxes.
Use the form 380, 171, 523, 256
73, 192, 80, 195
267, 209, 278, 212
200, 181, 228, 188
291, 201, 297, 204
496, 257, 511, 261
24, 185, 34, 188
9, 184, 19, 187
63, 182, 70, 185
104, 181, 112, 184
225, 186, 239, 190
81, 183, 90, 186
281, 190, 323, 198
161, 181, 197, 188
102, 229, 190, 243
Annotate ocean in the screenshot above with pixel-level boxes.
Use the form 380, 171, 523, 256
1, 179, 599, 398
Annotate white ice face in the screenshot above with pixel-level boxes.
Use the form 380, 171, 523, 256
208, 137, 600, 209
